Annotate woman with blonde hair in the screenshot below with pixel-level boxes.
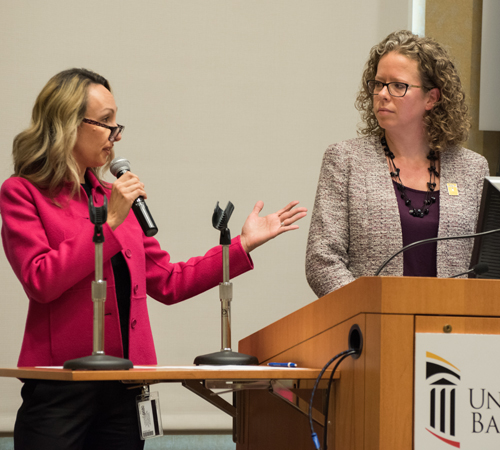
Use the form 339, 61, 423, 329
1, 68, 307, 449
306, 30, 489, 298
13, 69, 113, 197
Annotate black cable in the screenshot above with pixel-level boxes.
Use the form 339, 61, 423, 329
322, 352, 355, 449
308, 349, 357, 450
449, 262, 489, 278
374, 228, 500, 276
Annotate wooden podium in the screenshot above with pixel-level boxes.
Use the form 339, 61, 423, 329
236, 276, 500, 450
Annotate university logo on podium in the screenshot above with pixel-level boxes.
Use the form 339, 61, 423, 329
425, 352, 461, 448
415, 333, 500, 450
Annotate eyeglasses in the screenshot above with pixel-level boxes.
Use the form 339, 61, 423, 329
82, 118, 125, 142
367, 80, 422, 98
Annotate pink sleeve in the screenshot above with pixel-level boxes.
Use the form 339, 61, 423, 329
144, 234, 254, 305
0, 178, 122, 303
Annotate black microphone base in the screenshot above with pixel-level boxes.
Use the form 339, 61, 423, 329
193, 350, 258, 366
63, 354, 133, 370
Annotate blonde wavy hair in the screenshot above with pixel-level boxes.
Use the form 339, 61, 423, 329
12, 68, 114, 199
355, 30, 470, 152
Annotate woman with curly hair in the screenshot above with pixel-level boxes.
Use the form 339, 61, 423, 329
306, 30, 489, 297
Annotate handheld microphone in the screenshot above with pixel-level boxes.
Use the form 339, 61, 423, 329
449, 263, 489, 278
110, 157, 158, 237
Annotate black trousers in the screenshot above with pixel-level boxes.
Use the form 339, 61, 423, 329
14, 380, 145, 450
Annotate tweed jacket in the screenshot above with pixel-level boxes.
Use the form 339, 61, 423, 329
306, 136, 490, 298
0, 171, 253, 366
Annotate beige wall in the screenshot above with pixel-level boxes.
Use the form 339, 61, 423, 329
426, 0, 500, 174
0, 0, 411, 433
2, 0, 494, 435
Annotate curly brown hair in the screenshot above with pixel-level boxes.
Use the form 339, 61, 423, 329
355, 30, 470, 152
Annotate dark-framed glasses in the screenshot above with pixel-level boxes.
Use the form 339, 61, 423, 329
82, 118, 125, 142
367, 80, 422, 98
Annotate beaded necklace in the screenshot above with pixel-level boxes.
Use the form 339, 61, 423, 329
381, 136, 439, 218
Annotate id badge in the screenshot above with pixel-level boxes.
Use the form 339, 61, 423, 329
136, 385, 163, 440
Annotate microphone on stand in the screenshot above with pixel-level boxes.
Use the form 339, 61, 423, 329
449, 263, 489, 278
374, 228, 500, 276
110, 157, 158, 237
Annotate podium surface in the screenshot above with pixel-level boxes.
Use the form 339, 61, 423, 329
0, 366, 330, 382
237, 277, 500, 450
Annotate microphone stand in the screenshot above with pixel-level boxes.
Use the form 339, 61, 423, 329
194, 202, 258, 366
64, 196, 133, 370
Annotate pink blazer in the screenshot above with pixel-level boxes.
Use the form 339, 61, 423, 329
0, 172, 253, 366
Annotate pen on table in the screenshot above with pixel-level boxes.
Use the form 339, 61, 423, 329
267, 362, 297, 367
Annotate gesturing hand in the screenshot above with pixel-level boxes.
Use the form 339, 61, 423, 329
240, 201, 308, 253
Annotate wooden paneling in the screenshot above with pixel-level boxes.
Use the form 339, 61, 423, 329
236, 389, 323, 450
238, 277, 500, 449
240, 315, 366, 449
376, 314, 413, 450
415, 316, 500, 334
239, 277, 500, 364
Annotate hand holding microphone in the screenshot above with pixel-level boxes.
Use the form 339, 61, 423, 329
109, 157, 158, 237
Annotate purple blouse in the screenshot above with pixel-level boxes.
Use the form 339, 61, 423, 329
393, 181, 440, 277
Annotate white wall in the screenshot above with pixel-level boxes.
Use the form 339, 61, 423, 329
0, 0, 409, 431
479, 0, 500, 131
